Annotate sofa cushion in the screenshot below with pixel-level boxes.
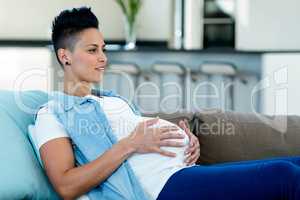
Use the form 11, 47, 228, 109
0, 90, 59, 199
192, 109, 300, 165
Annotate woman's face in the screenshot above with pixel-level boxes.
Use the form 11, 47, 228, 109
66, 28, 107, 84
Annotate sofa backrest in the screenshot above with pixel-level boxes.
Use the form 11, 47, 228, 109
146, 110, 300, 165
192, 109, 300, 164
0, 90, 59, 199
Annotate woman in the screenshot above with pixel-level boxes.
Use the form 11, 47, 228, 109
35, 7, 199, 200
34, 7, 300, 200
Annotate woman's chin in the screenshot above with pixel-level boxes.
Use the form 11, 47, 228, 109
91, 78, 102, 84
90, 75, 103, 84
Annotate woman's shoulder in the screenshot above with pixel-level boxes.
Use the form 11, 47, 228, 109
36, 101, 58, 122
35, 100, 55, 116
34, 101, 69, 150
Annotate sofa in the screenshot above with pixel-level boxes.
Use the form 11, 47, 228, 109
1, 90, 300, 199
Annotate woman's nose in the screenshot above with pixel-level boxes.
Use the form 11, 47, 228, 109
98, 51, 107, 64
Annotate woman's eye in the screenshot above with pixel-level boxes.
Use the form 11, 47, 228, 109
88, 49, 97, 53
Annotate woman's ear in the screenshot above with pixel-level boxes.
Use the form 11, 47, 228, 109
57, 48, 71, 66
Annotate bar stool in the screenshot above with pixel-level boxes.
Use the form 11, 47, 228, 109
151, 62, 187, 113
233, 71, 260, 112
135, 69, 161, 114
189, 69, 210, 112
102, 62, 140, 103
200, 62, 237, 110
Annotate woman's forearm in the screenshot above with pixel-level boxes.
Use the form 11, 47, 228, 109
57, 137, 135, 199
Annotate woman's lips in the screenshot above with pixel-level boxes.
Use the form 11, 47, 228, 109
95, 67, 105, 71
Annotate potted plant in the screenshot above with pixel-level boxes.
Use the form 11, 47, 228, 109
115, 0, 142, 50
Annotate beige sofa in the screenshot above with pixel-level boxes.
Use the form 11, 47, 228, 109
146, 109, 300, 165
1, 90, 299, 199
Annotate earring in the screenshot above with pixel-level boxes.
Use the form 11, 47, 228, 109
65, 61, 70, 65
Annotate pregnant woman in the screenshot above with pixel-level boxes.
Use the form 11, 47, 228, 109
32, 7, 300, 200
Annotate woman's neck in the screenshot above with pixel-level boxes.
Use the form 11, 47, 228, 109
63, 80, 92, 97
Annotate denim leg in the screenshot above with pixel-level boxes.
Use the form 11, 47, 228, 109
157, 157, 300, 200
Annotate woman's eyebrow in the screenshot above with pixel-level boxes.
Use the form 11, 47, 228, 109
86, 44, 98, 47
86, 44, 106, 48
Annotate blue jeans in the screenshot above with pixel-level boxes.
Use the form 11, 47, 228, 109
157, 156, 300, 200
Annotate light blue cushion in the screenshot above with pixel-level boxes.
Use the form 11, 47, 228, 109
0, 90, 59, 199
27, 124, 44, 168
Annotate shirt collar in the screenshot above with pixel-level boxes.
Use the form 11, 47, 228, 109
49, 89, 117, 111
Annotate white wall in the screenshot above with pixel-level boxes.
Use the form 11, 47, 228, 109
0, 47, 52, 91
261, 53, 300, 115
0, 0, 171, 41
236, 0, 300, 51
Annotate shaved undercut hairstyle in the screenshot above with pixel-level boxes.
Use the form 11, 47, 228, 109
51, 7, 99, 67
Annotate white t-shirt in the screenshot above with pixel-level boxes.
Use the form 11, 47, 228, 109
32, 94, 190, 200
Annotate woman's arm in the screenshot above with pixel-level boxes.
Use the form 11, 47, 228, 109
40, 117, 184, 200
40, 136, 134, 200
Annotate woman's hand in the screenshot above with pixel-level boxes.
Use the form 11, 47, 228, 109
128, 117, 186, 157
179, 119, 200, 166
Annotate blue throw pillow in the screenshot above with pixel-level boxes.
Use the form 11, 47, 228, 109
0, 90, 59, 199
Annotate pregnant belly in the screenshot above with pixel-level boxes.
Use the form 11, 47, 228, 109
141, 116, 189, 152
127, 117, 190, 177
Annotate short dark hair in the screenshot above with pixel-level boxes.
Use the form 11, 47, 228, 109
51, 7, 99, 66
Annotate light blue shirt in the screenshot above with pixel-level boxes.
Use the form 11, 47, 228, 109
35, 89, 149, 200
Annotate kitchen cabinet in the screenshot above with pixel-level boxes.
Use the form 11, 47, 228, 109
236, 0, 300, 51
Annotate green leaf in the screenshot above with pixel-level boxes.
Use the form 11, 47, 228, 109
114, 0, 142, 22
115, 0, 128, 16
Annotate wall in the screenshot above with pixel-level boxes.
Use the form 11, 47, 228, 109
0, 47, 52, 91
262, 53, 300, 115
0, 0, 171, 41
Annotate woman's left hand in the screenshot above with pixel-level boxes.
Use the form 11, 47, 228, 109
178, 119, 200, 166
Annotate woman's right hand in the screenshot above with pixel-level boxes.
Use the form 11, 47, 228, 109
127, 117, 186, 157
